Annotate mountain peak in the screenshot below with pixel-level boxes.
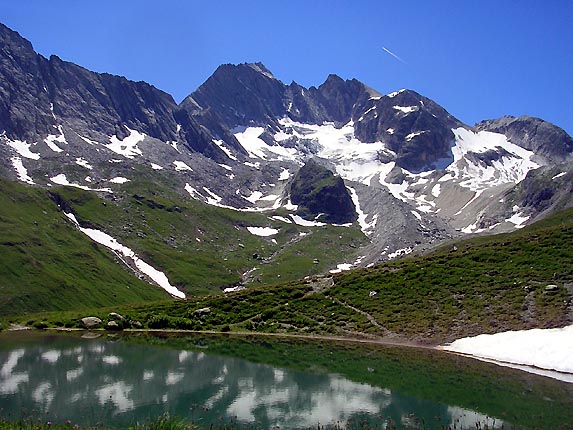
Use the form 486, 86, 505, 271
245, 62, 276, 79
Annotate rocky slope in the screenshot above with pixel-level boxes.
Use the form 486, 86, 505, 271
1, 21, 573, 300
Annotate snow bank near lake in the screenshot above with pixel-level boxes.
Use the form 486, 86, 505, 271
440, 325, 573, 382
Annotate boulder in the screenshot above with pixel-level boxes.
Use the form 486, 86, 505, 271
81, 317, 102, 329
108, 312, 125, 321
106, 321, 121, 330
194, 307, 211, 317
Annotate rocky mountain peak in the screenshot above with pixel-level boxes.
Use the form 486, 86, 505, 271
352, 89, 463, 172
181, 62, 286, 128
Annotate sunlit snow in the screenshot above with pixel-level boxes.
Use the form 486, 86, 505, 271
347, 187, 376, 235
386, 247, 413, 260
109, 177, 130, 184
278, 168, 290, 180
64, 213, 185, 298
11, 157, 35, 184
213, 139, 238, 161
290, 215, 325, 227
75, 157, 93, 170
246, 226, 279, 237
440, 325, 573, 382
449, 128, 539, 192
44, 126, 67, 152
6, 139, 40, 160
173, 161, 192, 171
270, 215, 292, 224
106, 128, 145, 159
393, 105, 418, 114
234, 126, 297, 160
329, 263, 353, 274
51, 174, 112, 192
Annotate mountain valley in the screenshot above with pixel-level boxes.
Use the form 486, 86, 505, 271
0, 22, 572, 317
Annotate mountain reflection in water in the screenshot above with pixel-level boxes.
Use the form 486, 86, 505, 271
1, 332, 564, 429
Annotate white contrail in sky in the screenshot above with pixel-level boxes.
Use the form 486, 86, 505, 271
382, 46, 406, 64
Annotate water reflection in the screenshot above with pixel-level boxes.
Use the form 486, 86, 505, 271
0, 332, 533, 429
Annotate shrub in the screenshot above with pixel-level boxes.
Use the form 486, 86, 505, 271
147, 314, 170, 329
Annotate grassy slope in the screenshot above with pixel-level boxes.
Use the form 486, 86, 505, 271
0, 177, 169, 317
14, 207, 573, 343
0, 173, 366, 316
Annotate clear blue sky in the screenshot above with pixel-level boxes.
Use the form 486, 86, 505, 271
3, 1, 573, 134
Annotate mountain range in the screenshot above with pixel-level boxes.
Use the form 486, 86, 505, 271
1, 22, 572, 313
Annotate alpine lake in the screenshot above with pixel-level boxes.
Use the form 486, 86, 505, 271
1, 330, 572, 430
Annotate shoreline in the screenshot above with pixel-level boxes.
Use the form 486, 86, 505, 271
8, 325, 573, 383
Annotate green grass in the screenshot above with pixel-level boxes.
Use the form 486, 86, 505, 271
15, 206, 572, 345
0, 177, 169, 317
0, 175, 366, 316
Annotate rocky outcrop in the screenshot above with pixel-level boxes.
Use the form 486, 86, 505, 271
476, 116, 573, 164
289, 160, 357, 224
353, 90, 463, 172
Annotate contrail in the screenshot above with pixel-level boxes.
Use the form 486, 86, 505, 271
382, 46, 406, 64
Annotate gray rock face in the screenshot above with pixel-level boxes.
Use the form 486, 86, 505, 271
0, 23, 229, 161
353, 90, 463, 172
289, 160, 357, 224
81, 317, 102, 329
476, 116, 573, 163
181, 63, 373, 130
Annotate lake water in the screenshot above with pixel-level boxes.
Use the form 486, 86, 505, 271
1, 331, 572, 429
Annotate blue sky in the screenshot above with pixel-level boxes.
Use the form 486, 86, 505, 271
3, 1, 573, 134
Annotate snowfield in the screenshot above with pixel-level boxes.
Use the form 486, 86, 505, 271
440, 325, 573, 383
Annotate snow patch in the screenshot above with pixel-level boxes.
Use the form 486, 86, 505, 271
347, 187, 376, 235
75, 158, 93, 170
109, 177, 130, 184
405, 131, 427, 141
150, 163, 163, 170
234, 126, 296, 160
552, 172, 567, 180
6, 140, 40, 160
11, 157, 35, 184
173, 161, 192, 171
393, 105, 418, 114
44, 126, 67, 153
387, 247, 413, 260
279, 168, 290, 180
50, 174, 112, 192
246, 226, 279, 237
329, 263, 353, 274
440, 325, 573, 382
290, 215, 325, 227
106, 128, 145, 158
387, 89, 406, 98
64, 212, 185, 298
213, 139, 238, 161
